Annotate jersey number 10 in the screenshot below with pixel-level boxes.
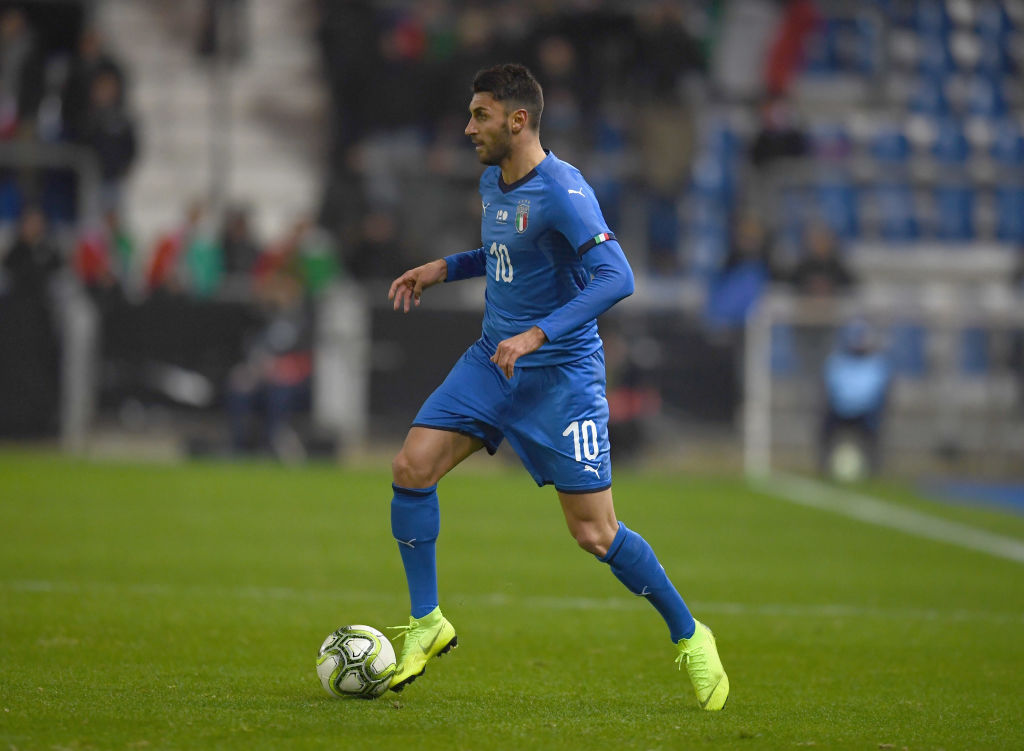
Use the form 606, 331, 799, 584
489, 242, 513, 282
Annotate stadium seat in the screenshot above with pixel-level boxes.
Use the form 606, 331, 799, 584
816, 179, 860, 239
975, 0, 1013, 40
870, 123, 911, 162
913, 0, 951, 38
990, 118, 1024, 164
959, 327, 990, 376
0, 174, 22, 221
908, 74, 950, 116
994, 186, 1024, 243
933, 183, 976, 240
873, 182, 919, 241
888, 323, 928, 377
964, 73, 1006, 118
688, 223, 729, 279
917, 35, 954, 76
931, 116, 969, 162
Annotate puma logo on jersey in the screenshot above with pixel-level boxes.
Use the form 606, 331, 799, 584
568, 187, 586, 197
583, 464, 601, 477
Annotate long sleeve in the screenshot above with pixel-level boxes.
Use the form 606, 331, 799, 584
535, 240, 634, 343
444, 246, 486, 282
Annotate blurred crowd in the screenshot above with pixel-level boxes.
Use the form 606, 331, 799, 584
1, 0, 1022, 459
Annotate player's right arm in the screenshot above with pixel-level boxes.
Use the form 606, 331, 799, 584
388, 246, 487, 312
388, 259, 447, 312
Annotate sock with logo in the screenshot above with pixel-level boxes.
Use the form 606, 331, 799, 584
599, 521, 695, 642
391, 483, 440, 619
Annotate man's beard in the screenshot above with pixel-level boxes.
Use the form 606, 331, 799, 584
478, 123, 512, 165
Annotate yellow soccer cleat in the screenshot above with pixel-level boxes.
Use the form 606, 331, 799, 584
388, 606, 458, 692
675, 620, 730, 710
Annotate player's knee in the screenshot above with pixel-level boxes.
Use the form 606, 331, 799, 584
572, 524, 610, 557
391, 448, 437, 489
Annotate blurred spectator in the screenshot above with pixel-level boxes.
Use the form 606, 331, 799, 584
819, 319, 891, 480
704, 211, 775, 336
146, 200, 205, 295
789, 222, 855, 297
226, 270, 313, 461
77, 69, 138, 213
73, 209, 135, 301
220, 203, 261, 275
750, 95, 808, 169
763, 0, 820, 96
0, 8, 43, 139
632, 2, 702, 275
196, 0, 249, 64
61, 27, 125, 142
254, 216, 340, 296
1, 205, 62, 296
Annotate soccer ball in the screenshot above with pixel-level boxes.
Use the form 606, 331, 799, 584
316, 625, 396, 699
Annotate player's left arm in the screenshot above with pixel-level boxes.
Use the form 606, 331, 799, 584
490, 241, 634, 378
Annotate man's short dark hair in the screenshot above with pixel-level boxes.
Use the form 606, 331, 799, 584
472, 63, 544, 131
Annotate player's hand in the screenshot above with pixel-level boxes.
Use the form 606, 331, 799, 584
388, 259, 447, 312
491, 326, 548, 379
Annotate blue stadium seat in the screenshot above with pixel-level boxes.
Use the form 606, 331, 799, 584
917, 35, 953, 76
995, 186, 1024, 243
975, 0, 1013, 40
913, 0, 951, 38
990, 118, 1024, 164
870, 124, 911, 163
908, 74, 950, 116
688, 222, 729, 279
888, 323, 928, 377
933, 183, 975, 240
959, 327, 990, 375
975, 37, 1012, 76
0, 174, 22, 221
931, 117, 969, 162
803, 19, 839, 74
873, 182, 919, 241
816, 179, 859, 239
964, 73, 1006, 118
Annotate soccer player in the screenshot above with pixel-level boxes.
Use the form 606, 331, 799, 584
386, 63, 729, 710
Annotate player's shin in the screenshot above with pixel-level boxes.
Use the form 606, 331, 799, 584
599, 521, 696, 642
390, 483, 440, 618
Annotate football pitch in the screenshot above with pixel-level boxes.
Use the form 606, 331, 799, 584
2, 451, 1023, 750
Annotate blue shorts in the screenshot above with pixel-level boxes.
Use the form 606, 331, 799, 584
412, 340, 611, 493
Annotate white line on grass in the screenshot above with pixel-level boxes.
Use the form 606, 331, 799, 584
751, 471, 1024, 565
5, 579, 1023, 624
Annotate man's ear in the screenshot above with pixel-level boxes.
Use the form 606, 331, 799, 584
510, 108, 528, 134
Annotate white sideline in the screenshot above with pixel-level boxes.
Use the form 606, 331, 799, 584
6, 579, 1023, 624
751, 471, 1024, 565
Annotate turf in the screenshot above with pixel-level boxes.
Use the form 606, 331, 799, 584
1, 450, 1022, 750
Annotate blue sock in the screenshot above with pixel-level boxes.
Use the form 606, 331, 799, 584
600, 522, 696, 642
390, 483, 440, 619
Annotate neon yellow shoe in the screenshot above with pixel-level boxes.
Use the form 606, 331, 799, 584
675, 620, 729, 710
388, 606, 458, 692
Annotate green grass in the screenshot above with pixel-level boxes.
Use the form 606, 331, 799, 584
1, 450, 1022, 750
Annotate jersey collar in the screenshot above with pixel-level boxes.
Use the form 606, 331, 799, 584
497, 150, 551, 194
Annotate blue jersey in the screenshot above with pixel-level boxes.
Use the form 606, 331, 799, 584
444, 151, 633, 367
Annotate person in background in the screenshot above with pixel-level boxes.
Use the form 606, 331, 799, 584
226, 269, 313, 461
820, 319, 891, 480
790, 221, 855, 297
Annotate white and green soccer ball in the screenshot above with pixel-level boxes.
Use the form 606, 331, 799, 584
316, 625, 396, 699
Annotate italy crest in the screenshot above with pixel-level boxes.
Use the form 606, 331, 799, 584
515, 201, 529, 233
